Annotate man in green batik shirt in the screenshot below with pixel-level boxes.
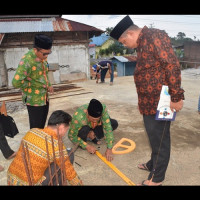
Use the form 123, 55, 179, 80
68, 99, 118, 161
12, 34, 54, 129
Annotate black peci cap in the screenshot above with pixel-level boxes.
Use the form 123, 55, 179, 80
110, 15, 134, 40
34, 34, 53, 50
88, 99, 103, 118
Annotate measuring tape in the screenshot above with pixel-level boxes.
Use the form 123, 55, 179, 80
95, 151, 135, 186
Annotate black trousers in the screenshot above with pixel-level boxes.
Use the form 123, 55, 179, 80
143, 114, 171, 183
0, 121, 14, 159
27, 101, 49, 129
78, 118, 118, 140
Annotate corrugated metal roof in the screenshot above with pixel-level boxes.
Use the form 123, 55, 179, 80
124, 55, 137, 62
68, 19, 103, 32
89, 33, 110, 46
0, 17, 103, 34
112, 56, 129, 62
52, 18, 70, 31
89, 44, 96, 47
0, 34, 5, 45
0, 18, 53, 33
112, 55, 137, 62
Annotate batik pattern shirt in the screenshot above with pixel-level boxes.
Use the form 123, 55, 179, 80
68, 103, 114, 149
134, 26, 185, 115
7, 127, 82, 186
12, 49, 51, 106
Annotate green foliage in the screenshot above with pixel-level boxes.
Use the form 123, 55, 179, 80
170, 32, 193, 46
105, 27, 113, 35
98, 41, 128, 57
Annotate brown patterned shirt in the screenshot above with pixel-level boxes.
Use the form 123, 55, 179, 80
134, 26, 185, 115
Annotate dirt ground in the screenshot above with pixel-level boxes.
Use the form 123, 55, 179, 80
0, 68, 200, 186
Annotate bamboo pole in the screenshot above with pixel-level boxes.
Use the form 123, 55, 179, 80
45, 136, 53, 185
21, 141, 33, 185
51, 135, 59, 185
24, 142, 35, 184
95, 151, 135, 186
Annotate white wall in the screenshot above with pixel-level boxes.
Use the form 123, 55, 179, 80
4, 44, 90, 87
4, 47, 28, 87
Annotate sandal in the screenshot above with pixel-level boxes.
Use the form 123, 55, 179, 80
141, 180, 149, 186
137, 163, 150, 172
140, 180, 162, 186
7, 152, 17, 160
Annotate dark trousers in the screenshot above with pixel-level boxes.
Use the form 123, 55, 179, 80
27, 101, 49, 129
41, 149, 74, 185
100, 68, 108, 82
0, 122, 14, 159
78, 118, 118, 140
143, 114, 171, 183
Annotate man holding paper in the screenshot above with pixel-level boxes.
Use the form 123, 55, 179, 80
110, 15, 185, 186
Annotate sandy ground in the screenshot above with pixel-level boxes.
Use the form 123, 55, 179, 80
0, 68, 200, 186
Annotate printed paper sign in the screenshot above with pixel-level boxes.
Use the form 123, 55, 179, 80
155, 85, 176, 121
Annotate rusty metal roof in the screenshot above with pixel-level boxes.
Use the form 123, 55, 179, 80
0, 17, 103, 34
124, 55, 137, 62
0, 34, 5, 45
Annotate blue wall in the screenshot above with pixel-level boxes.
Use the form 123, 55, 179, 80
125, 62, 136, 76
112, 59, 136, 77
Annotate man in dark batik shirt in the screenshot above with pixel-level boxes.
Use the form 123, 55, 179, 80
110, 15, 185, 186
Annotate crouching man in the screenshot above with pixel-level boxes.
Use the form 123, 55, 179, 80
68, 99, 118, 161
7, 110, 83, 185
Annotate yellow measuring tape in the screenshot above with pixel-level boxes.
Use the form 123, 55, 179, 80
95, 151, 135, 186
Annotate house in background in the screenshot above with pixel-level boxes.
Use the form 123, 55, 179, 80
183, 41, 200, 68
89, 33, 114, 59
88, 43, 96, 59
111, 55, 137, 77
0, 15, 103, 88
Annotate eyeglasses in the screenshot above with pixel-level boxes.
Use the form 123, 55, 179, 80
39, 50, 52, 56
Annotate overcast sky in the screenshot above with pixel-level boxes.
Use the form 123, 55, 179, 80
62, 15, 200, 40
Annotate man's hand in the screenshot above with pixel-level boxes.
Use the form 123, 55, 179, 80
86, 144, 97, 154
105, 148, 113, 162
48, 86, 54, 94
170, 99, 183, 112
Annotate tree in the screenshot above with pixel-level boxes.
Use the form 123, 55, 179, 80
108, 42, 124, 55
170, 32, 193, 47
105, 27, 113, 35
176, 32, 186, 40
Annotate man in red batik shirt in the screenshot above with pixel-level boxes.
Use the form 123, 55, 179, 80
110, 15, 185, 186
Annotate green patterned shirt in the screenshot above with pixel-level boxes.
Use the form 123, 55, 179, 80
68, 103, 114, 149
12, 49, 51, 106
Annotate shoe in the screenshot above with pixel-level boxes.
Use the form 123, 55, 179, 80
7, 152, 17, 160
110, 82, 113, 85
137, 163, 150, 172
0, 165, 4, 172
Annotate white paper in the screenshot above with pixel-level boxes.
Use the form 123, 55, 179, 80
155, 85, 176, 121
